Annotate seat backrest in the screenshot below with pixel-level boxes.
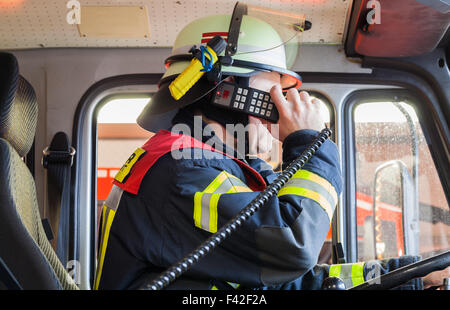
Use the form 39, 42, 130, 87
0, 52, 78, 290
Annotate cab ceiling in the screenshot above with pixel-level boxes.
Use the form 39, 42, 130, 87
0, 0, 352, 50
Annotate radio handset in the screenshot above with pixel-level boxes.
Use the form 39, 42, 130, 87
210, 81, 280, 123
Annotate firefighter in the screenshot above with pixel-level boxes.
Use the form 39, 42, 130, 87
94, 4, 449, 290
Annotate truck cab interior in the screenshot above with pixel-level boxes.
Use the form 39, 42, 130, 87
0, 0, 449, 291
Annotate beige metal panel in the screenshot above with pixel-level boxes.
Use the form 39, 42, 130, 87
0, 0, 352, 49
77, 6, 150, 39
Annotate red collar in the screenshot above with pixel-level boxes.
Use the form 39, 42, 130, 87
113, 130, 266, 194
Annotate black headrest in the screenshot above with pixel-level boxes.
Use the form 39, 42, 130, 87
0, 52, 37, 157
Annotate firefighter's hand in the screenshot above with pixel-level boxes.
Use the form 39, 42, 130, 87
269, 85, 326, 142
422, 266, 450, 289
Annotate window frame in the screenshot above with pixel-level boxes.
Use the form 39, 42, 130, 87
72, 74, 161, 289
308, 90, 337, 141
343, 88, 450, 262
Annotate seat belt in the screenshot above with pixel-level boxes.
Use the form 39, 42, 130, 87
42, 131, 76, 267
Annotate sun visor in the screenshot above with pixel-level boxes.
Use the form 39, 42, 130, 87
136, 106, 178, 133
223, 3, 307, 89
351, 0, 450, 57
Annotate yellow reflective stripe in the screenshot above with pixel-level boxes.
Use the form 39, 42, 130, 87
329, 264, 341, 278
96, 206, 108, 273
292, 170, 338, 203
209, 193, 221, 233
278, 186, 334, 221
277, 170, 337, 221
210, 282, 241, 290
100, 204, 107, 237
193, 171, 253, 233
228, 282, 240, 289
227, 185, 252, 193
329, 262, 366, 288
351, 262, 365, 286
94, 207, 116, 290
204, 171, 228, 193
194, 192, 222, 233
193, 192, 203, 229
223, 171, 244, 184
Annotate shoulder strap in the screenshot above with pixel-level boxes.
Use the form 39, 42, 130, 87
113, 130, 266, 194
43, 131, 76, 267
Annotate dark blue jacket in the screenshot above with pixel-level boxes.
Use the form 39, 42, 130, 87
95, 112, 422, 290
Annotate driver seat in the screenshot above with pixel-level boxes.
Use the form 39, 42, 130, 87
0, 52, 78, 290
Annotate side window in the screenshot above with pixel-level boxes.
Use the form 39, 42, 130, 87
353, 100, 449, 261
96, 96, 152, 232
262, 92, 332, 171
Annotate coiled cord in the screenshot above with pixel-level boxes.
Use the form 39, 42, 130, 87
141, 127, 333, 290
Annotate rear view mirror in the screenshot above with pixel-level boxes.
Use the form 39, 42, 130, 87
371, 160, 419, 259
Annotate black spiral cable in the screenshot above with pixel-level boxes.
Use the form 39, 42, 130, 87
141, 127, 333, 290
